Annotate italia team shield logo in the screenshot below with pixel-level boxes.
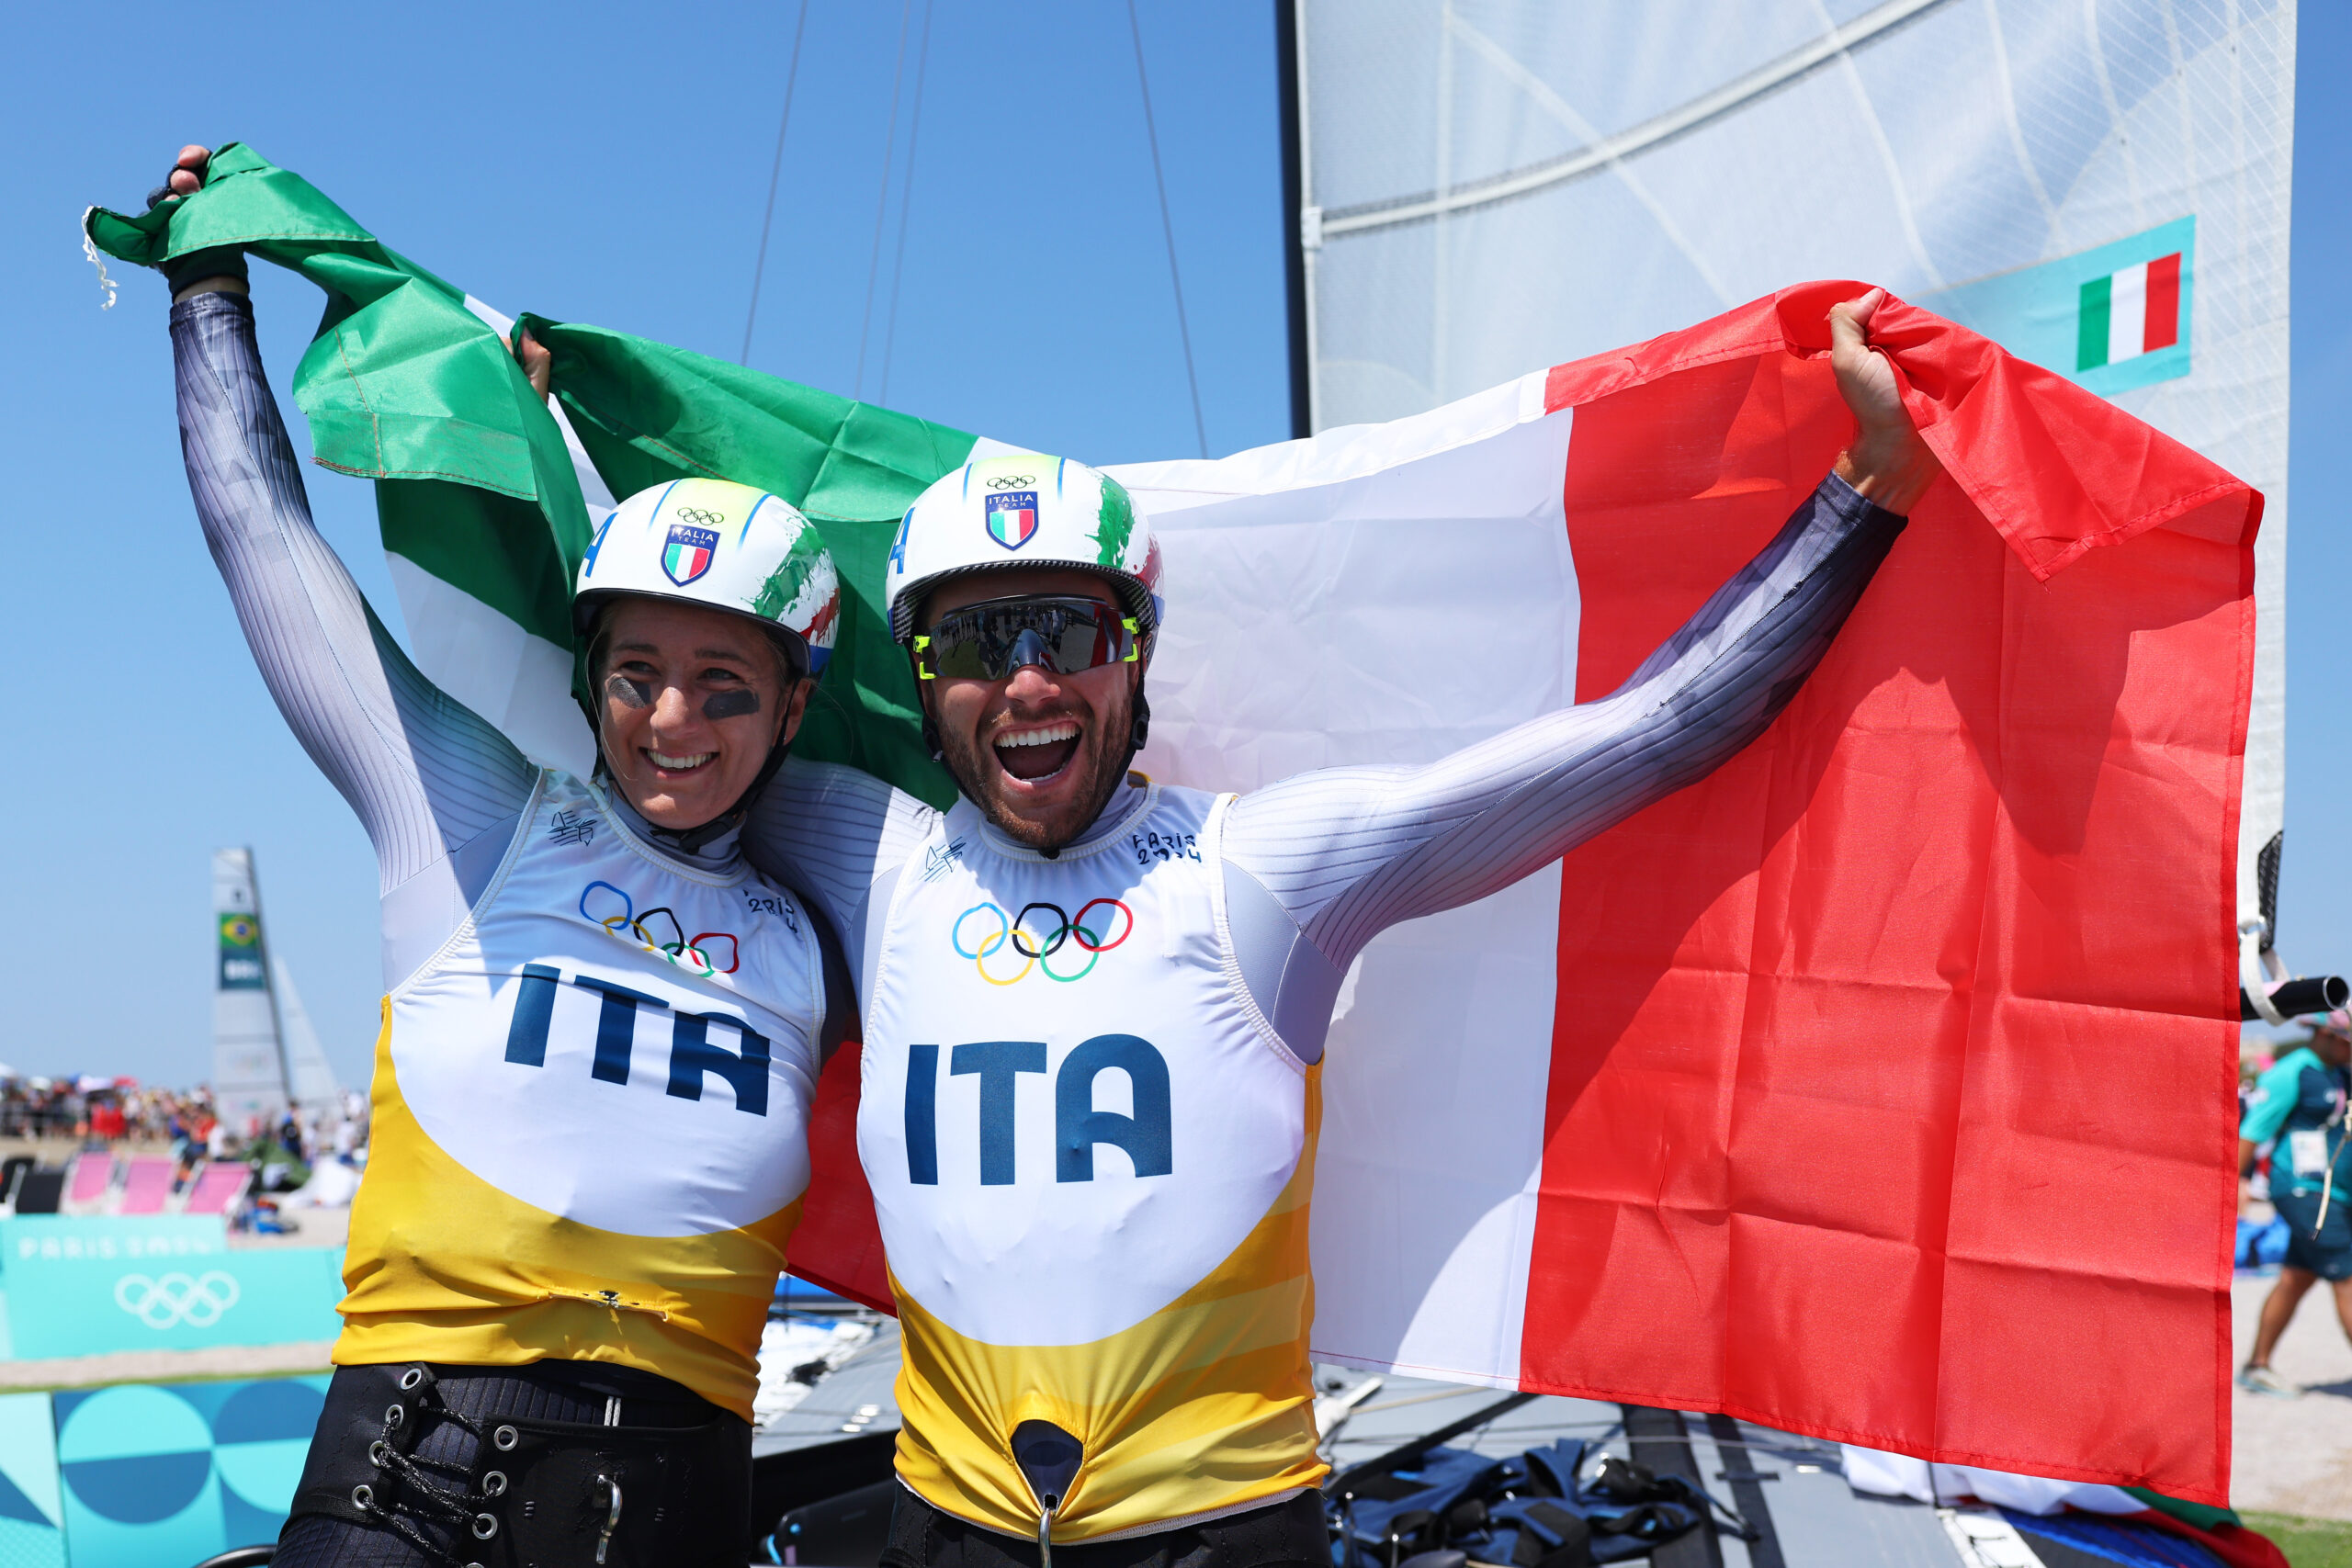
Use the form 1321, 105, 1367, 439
985, 491, 1039, 551
662, 523, 721, 586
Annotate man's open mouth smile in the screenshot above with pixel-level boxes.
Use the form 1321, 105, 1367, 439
993, 720, 1081, 784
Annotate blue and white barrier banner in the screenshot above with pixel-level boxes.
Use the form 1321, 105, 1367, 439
0, 1391, 65, 1568
55, 1375, 326, 1567
6, 1245, 342, 1359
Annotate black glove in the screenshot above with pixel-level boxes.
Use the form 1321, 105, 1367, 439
144, 182, 248, 296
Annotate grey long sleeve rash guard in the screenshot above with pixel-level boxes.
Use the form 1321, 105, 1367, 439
746, 470, 1906, 1064
171, 289, 751, 990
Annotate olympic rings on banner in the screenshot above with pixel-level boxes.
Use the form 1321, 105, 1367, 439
578, 881, 741, 976
950, 899, 1133, 984
115, 1269, 241, 1329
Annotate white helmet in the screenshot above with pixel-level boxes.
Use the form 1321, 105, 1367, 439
885, 454, 1162, 645
576, 477, 840, 675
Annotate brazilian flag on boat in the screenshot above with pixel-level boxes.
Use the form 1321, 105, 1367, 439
86, 142, 962, 805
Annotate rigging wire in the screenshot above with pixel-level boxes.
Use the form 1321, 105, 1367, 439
1125, 0, 1208, 458
741, 0, 814, 365
877, 0, 937, 407
856, 0, 918, 400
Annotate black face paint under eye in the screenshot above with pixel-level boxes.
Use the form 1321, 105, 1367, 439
605, 673, 653, 710
702, 689, 763, 720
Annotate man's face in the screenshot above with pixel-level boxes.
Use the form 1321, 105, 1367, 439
921, 569, 1142, 851
2315, 1027, 2352, 1068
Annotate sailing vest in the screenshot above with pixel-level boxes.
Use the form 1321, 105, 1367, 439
337, 771, 826, 1420
861, 783, 1326, 1541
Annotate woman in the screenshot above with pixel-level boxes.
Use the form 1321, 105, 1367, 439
156, 145, 849, 1567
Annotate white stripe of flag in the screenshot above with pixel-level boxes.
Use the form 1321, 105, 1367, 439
2109, 262, 2150, 366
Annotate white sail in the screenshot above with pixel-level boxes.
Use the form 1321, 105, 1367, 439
210, 846, 289, 1130
1287, 0, 2292, 953
271, 955, 345, 1117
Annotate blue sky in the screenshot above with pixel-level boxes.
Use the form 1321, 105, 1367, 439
2, 4, 2343, 1087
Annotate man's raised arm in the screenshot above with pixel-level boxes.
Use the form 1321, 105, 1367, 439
1220, 290, 1931, 1029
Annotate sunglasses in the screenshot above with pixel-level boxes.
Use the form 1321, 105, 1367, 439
913, 595, 1140, 682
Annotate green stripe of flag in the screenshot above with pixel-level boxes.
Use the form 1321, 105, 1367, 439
87, 143, 587, 646
520, 315, 976, 800
88, 144, 967, 806
2121, 1486, 2245, 1534
2076, 273, 2112, 371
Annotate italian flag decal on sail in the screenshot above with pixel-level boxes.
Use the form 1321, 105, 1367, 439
1922, 215, 2195, 398
2077, 254, 2182, 370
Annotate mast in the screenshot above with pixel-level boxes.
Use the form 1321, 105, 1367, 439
1275, 0, 1312, 439
249, 853, 299, 1117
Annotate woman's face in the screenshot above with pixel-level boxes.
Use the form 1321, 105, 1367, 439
594, 598, 810, 829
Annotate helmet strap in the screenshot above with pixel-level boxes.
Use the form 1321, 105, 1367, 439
1126, 688, 1152, 764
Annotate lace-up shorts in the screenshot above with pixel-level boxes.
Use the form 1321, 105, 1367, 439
272, 1359, 750, 1568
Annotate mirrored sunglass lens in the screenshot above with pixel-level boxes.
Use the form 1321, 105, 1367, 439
930, 630, 994, 678
929, 603, 1118, 679
1047, 617, 1112, 671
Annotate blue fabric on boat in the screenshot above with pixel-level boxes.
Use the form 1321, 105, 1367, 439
2002, 1507, 2227, 1568
1332, 1440, 1706, 1567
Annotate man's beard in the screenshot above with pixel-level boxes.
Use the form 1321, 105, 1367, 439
937, 686, 1136, 852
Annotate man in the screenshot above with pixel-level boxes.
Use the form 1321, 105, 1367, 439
2237, 1011, 2352, 1397
750, 292, 1937, 1567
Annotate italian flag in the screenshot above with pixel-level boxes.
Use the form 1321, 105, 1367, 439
2077, 253, 2184, 371
93, 149, 2258, 1506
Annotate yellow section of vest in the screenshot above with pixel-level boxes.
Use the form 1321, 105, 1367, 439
334, 1002, 802, 1421
890, 1074, 1328, 1540
330, 773, 826, 1423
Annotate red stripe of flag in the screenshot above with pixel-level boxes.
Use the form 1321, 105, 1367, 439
2146, 252, 2183, 352
1525, 281, 2255, 1505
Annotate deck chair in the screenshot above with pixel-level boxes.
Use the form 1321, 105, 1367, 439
11, 1168, 63, 1214
61, 1150, 115, 1213
0, 1155, 33, 1212
181, 1160, 253, 1216
116, 1155, 176, 1215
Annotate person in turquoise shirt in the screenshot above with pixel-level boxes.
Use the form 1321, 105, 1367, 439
2238, 1010, 2352, 1396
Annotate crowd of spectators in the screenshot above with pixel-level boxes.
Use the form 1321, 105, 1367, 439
0, 1077, 222, 1148
2, 1077, 366, 1168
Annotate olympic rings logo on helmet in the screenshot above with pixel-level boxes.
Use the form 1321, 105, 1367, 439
985, 475, 1035, 490
115, 1269, 241, 1329
951, 899, 1134, 985
579, 881, 741, 977
673, 506, 728, 526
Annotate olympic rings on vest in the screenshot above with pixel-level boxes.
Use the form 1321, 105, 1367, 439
950, 898, 1133, 985
578, 881, 741, 976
